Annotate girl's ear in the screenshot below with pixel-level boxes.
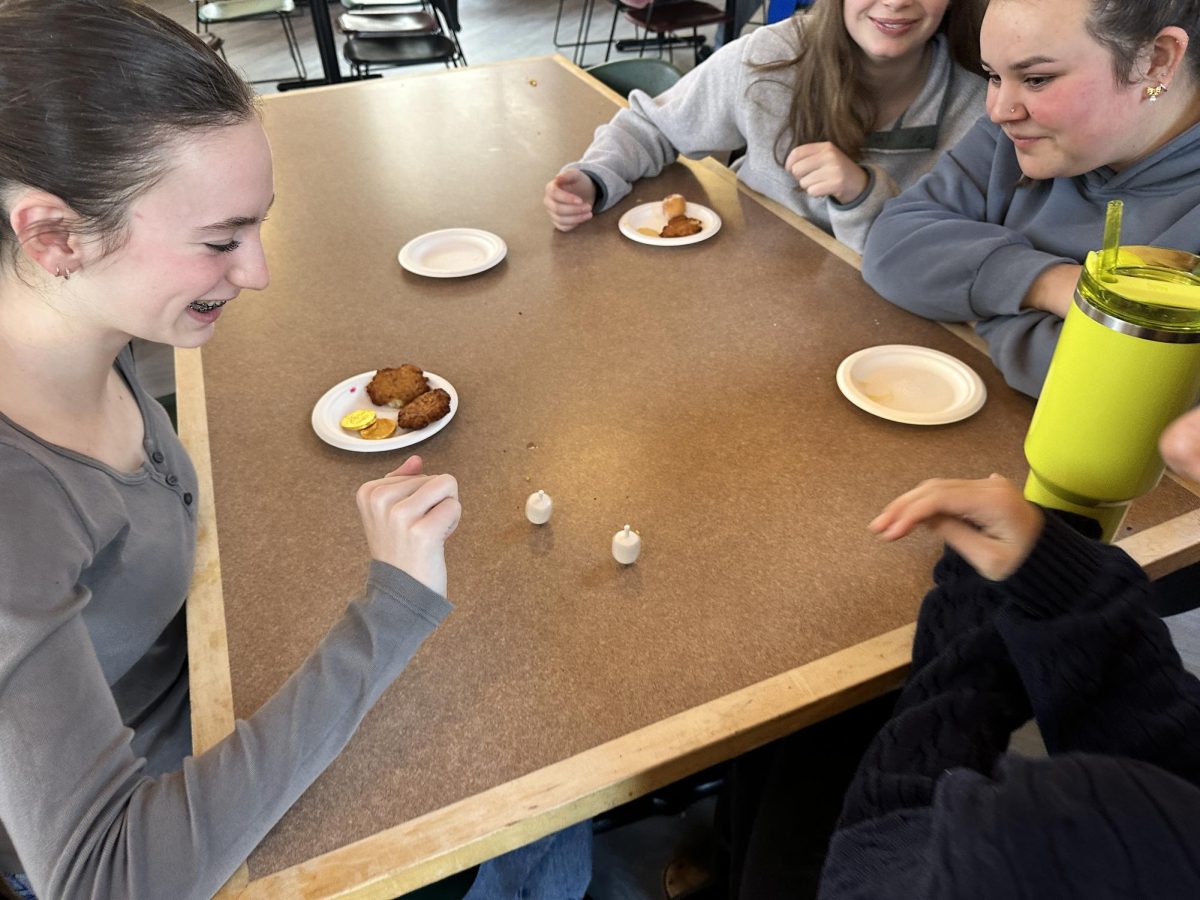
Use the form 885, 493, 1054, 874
1146, 26, 1190, 87
8, 189, 83, 278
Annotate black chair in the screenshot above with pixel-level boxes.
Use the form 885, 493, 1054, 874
337, 7, 440, 38
585, 57, 683, 98
342, 0, 466, 76
606, 0, 732, 64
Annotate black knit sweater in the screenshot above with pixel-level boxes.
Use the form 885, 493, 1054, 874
818, 513, 1200, 899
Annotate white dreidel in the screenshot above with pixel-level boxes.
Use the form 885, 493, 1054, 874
525, 490, 553, 525
612, 524, 641, 564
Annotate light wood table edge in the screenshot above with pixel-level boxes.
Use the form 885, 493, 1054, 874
176, 346, 249, 898
259, 56, 573, 103
1119, 507, 1200, 579
235, 623, 915, 899
553, 52, 632, 108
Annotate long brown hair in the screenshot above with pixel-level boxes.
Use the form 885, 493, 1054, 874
753, 0, 984, 164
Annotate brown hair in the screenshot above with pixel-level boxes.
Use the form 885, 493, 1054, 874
0, 0, 256, 268
753, 0, 984, 164
1081, 0, 1200, 83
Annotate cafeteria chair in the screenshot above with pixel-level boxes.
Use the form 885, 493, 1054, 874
342, 0, 466, 76
191, 0, 307, 81
342, 0, 428, 8
605, 0, 732, 65
337, 6, 441, 39
198, 30, 227, 61
584, 57, 683, 98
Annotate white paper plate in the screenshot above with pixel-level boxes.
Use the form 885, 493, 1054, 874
617, 201, 722, 247
311, 370, 458, 452
398, 228, 507, 278
836, 345, 986, 425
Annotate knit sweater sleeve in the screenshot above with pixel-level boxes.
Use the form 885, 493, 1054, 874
837, 548, 1030, 829
563, 31, 762, 213
996, 513, 1200, 784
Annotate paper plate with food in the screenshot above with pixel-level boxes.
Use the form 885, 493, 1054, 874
618, 193, 721, 247
311, 364, 458, 452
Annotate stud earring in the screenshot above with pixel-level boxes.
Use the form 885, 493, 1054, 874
1009, 106, 1016, 114
64, 268, 71, 281
1146, 82, 1167, 102
54, 266, 61, 277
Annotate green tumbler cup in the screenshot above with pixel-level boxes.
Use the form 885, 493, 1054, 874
1024, 246, 1200, 541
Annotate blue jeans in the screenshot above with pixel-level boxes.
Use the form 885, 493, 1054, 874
1, 873, 35, 900
462, 821, 592, 900
0, 824, 592, 900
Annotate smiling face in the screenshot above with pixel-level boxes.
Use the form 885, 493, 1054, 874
981, 0, 1153, 178
842, 0, 951, 65
78, 119, 275, 348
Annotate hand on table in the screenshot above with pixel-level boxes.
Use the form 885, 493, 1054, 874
357, 455, 461, 597
784, 142, 868, 205
544, 170, 596, 231
869, 474, 1045, 581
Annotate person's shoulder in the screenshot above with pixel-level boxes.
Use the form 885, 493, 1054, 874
0, 435, 79, 505
949, 65, 988, 114
741, 17, 805, 65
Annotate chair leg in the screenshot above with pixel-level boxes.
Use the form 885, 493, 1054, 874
278, 12, 308, 81
604, 2, 621, 62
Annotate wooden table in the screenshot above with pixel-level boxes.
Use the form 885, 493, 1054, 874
179, 56, 1200, 898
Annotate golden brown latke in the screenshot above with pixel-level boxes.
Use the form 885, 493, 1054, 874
397, 388, 451, 430
366, 364, 429, 408
660, 215, 702, 238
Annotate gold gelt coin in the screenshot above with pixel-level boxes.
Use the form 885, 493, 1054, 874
359, 417, 398, 440
340, 409, 377, 431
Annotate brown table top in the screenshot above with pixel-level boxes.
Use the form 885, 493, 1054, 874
180, 56, 1200, 898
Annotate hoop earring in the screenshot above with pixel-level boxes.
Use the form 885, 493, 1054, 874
1146, 83, 1167, 102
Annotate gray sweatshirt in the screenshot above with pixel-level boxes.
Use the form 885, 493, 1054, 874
566, 20, 986, 253
0, 349, 451, 898
862, 117, 1200, 397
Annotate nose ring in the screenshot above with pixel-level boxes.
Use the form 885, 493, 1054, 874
1009, 106, 1016, 114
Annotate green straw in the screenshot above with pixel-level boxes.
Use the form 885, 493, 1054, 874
1100, 199, 1123, 279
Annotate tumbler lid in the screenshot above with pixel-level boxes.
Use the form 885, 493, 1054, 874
1077, 247, 1200, 343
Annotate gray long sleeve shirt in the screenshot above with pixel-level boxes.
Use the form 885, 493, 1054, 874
0, 349, 451, 898
862, 116, 1200, 397
566, 20, 986, 253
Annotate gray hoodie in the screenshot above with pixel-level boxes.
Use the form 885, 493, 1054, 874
863, 116, 1200, 397
567, 20, 986, 253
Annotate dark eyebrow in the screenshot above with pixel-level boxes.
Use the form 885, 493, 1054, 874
981, 54, 1058, 71
197, 195, 275, 233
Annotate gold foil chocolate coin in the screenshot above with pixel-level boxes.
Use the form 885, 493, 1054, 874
340, 409, 377, 431
358, 417, 398, 440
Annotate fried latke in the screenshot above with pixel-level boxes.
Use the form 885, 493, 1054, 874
397, 388, 452, 430
660, 214, 703, 238
366, 364, 429, 408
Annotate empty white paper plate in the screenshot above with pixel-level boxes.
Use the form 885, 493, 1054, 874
398, 228, 507, 278
836, 344, 986, 425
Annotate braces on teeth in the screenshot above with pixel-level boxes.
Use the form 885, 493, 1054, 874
188, 299, 228, 313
